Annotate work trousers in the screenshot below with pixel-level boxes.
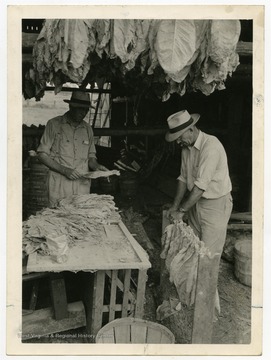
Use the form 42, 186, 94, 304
188, 193, 233, 256
47, 170, 91, 207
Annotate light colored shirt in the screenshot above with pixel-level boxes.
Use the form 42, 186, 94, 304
178, 130, 232, 199
37, 112, 97, 205
37, 112, 96, 173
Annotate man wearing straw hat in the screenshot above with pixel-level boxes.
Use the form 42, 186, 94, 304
165, 110, 233, 313
37, 90, 108, 206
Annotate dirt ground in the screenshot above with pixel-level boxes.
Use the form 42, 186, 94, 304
23, 183, 251, 344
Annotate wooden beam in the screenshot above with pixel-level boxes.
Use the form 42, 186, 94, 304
49, 273, 68, 321
109, 270, 118, 322
22, 36, 252, 57
133, 222, 154, 251
45, 86, 111, 94
192, 254, 220, 344
236, 41, 253, 56
135, 269, 148, 318
122, 269, 131, 317
227, 223, 252, 230
23, 126, 167, 137
90, 271, 105, 335
230, 212, 252, 222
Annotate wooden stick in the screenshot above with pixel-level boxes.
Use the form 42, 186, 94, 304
109, 270, 118, 322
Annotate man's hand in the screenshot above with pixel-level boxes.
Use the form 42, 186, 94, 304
63, 167, 82, 180
96, 164, 109, 171
167, 209, 185, 223
166, 205, 178, 220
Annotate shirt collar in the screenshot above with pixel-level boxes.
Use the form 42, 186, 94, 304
63, 112, 87, 129
193, 130, 203, 150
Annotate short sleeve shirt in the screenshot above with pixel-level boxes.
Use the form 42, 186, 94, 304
177, 131, 232, 199
37, 112, 96, 173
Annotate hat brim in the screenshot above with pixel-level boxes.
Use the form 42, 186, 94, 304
165, 114, 200, 142
63, 99, 95, 109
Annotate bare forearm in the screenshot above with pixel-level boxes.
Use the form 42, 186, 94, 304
181, 185, 204, 211
37, 152, 66, 175
172, 180, 187, 209
88, 157, 108, 171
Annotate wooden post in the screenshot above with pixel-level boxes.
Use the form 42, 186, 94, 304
122, 269, 131, 317
135, 269, 147, 318
49, 273, 68, 321
192, 254, 221, 344
109, 270, 118, 322
90, 271, 106, 335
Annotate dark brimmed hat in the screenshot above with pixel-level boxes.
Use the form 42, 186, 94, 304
165, 110, 200, 142
64, 91, 95, 109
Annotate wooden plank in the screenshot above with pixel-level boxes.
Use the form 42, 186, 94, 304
236, 41, 253, 56
105, 270, 135, 302
109, 270, 118, 322
227, 223, 252, 230
121, 269, 131, 318
49, 273, 68, 321
22, 272, 48, 281
135, 269, 147, 318
114, 324, 131, 343
97, 328, 115, 343
133, 222, 154, 251
22, 301, 86, 339
146, 327, 162, 344
131, 323, 147, 343
230, 212, 252, 222
192, 254, 221, 344
118, 222, 151, 268
90, 271, 105, 335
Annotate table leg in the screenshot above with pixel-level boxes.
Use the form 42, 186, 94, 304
135, 269, 147, 318
109, 270, 118, 322
122, 269, 131, 317
90, 270, 105, 335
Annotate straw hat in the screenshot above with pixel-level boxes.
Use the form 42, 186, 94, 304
165, 110, 200, 142
64, 91, 95, 109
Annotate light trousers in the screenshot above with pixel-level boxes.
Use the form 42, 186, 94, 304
188, 193, 233, 256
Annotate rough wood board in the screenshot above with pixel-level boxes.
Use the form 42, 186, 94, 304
230, 212, 252, 222
227, 224, 252, 230
133, 222, 154, 250
22, 301, 86, 338
90, 271, 105, 335
192, 254, 221, 344
27, 221, 150, 272
135, 270, 148, 318
49, 274, 68, 320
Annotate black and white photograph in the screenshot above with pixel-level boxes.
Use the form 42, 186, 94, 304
5, 4, 266, 357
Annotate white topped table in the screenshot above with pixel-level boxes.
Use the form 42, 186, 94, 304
26, 221, 151, 336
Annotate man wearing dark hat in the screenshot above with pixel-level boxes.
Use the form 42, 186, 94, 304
37, 90, 108, 206
165, 110, 233, 313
